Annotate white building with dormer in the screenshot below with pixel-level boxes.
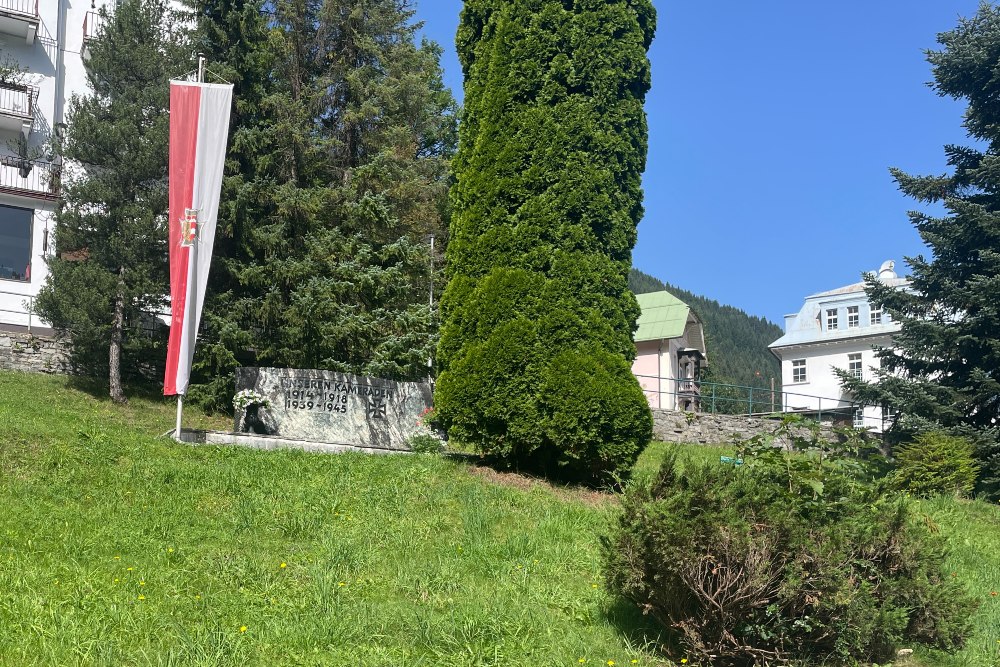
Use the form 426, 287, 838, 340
0, 1, 119, 334
768, 261, 908, 432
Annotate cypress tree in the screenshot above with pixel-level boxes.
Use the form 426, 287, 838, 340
840, 4, 1000, 484
35, 0, 186, 402
435, 0, 656, 484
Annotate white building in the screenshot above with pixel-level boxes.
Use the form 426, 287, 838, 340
768, 260, 908, 432
0, 0, 116, 333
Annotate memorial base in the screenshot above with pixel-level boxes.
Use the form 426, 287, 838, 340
176, 429, 413, 456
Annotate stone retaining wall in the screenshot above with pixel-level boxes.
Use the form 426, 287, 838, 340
652, 409, 841, 448
0, 331, 70, 374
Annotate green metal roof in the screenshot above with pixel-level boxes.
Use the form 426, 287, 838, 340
634, 291, 690, 342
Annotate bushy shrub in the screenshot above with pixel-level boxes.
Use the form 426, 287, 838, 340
893, 432, 980, 498
603, 420, 975, 666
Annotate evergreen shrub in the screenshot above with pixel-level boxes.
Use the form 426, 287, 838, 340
604, 421, 975, 665
435, 0, 657, 485
893, 432, 980, 498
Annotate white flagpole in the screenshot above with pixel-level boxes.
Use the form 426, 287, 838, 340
175, 54, 208, 442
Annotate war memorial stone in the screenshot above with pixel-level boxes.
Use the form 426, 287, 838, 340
234, 367, 433, 450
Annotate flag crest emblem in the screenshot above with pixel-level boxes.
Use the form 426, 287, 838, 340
180, 208, 199, 247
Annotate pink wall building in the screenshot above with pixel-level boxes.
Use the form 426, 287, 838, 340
631, 291, 707, 411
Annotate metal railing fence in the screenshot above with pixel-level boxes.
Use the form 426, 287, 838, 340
83, 11, 105, 42
0, 155, 60, 199
635, 374, 887, 430
0, 0, 38, 18
0, 81, 36, 119
0, 289, 34, 332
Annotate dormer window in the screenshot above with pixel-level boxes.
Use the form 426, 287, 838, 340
826, 309, 838, 330
847, 306, 859, 328
871, 304, 882, 325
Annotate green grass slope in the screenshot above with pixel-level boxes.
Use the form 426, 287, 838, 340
0, 371, 661, 666
1, 371, 998, 666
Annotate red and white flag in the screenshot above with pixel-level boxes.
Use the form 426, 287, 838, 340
164, 81, 233, 396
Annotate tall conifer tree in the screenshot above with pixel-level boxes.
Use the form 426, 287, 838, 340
35, 0, 186, 402
841, 4, 1000, 478
186, 0, 456, 408
434, 0, 656, 484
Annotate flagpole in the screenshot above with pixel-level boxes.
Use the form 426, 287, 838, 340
175, 54, 208, 443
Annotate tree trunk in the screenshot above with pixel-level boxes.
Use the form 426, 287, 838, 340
109, 265, 127, 404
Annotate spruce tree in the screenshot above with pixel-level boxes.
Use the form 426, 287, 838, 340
181, 0, 279, 408
434, 0, 656, 484
185, 0, 456, 410
35, 0, 186, 402
841, 4, 1000, 474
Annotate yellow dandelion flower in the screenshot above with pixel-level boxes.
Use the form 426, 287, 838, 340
681, 660, 688, 664
167, 547, 174, 553
195, 594, 201, 600
591, 584, 598, 589
578, 660, 586, 664
113, 556, 121, 560
280, 562, 287, 569
608, 661, 615, 666
240, 625, 247, 633
137, 595, 145, 601
139, 581, 146, 586
114, 578, 120, 583
126, 567, 134, 572
338, 582, 345, 587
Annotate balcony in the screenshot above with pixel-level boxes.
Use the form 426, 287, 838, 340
0, 0, 38, 44
0, 81, 35, 137
82, 11, 106, 60
0, 155, 59, 201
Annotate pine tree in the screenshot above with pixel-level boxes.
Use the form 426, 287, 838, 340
35, 0, 186, 403
185, 0, 456, 410
434, 0, 656, 484
841, 4, 1000, 469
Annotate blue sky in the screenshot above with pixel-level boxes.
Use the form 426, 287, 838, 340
413, 0, 981, 325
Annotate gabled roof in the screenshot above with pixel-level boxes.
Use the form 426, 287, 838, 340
634, 291, 690, 342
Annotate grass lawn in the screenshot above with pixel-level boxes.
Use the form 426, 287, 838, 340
0, 370, 998, 666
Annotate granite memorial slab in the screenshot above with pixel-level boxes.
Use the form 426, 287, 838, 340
234, 367, 433, 451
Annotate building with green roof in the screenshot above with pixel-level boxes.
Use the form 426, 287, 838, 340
631, 291, 707, 411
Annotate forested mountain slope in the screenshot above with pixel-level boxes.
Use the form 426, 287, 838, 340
629, 269, 783, 390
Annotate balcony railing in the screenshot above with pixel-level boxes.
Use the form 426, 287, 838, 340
83, 11, 105, 42
0, 0, 37, 19
0, 155, 59, 200
0, 81, 35, 120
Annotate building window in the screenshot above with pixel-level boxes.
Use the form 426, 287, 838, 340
826, 308, 838, 330
848, 353, 863, 379
847, 305, 859, 328
853, 408, 864, 428
0, 204, 32, 282
871, 304, 882, 325
792, 359, 806, 383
